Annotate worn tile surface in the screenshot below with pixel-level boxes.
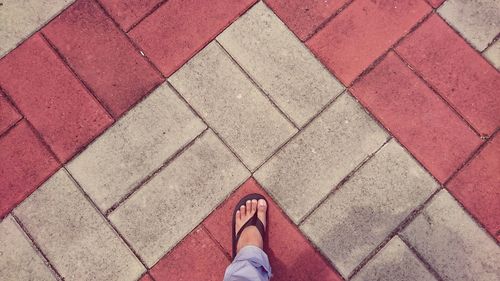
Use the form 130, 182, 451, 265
447, 134, 500, 241
438, 0, 500, 51
301, 139, 439, 277
203, 178, 343, 281
0, 0, 74, 57
254, 93, 388, 223
0, 121, 60, 219
264, 0, 349, 41
396, 14, 500, 136
307, 0, 431, 84
128, 0, 256, 76
149, 227, 230, 281
483, 40, 500, 69
43, 0, 164, 118
169, 42, 296, 170
351, 52, 482, 183
109, 130, 249, 267
0, 92, 21, 135
14, 169, 145, 281
401, 190, 500, 281
99, 0, 163, 31
0, 34, 113, 162
67, 83, 205, 212
351, 236, 437, 281
218, 2, 344, 127
0, 215, 56, 281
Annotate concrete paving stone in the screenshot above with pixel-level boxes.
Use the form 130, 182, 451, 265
0, 91, 21, 135
203, 178, 343, 281
446, 134, 500, 241
264, 0, 349, 41
254, 93, 388, 224
0, 215, 57, 281
149, 227, 230, 281
396, 14, 500, 136
109, 130, 249, 267
128, 0, 256, 76
351, 52, 482, 183
14, 169, 145, 281
401, 190, 500, 281
438, 0, 500, 51
427, 0, 446, 8
306, 0, 431, 85
301, 139, 439, 278
43, 0, 164, 118
0, 0, 74, 58
99, 0, 163, 31
0, 34, 113, 162
351, 236, 437, 281
67, 83, 206, 212
0, 121, 60, 219
218, 2, 344, 127
139, 273, 154, 281
483, 40, 500, 69
169, 42, 296, 170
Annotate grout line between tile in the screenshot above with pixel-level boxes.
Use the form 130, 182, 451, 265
392, 50, 483, 138
63, 167, 150, 272
103, 127, 209, 216
214, 39, 300, 130
397, 234, 445, 281
346, 187, 444, 280
0, 116, 23, 139
302, 0, 356, 42
10, 213, 65, 281
120, 0, 170, 32
297, 136, 393, 226
0, 0, 77, 62
166, 81, 253, 173
39, 32, 116, 121
200, 224, 233, 261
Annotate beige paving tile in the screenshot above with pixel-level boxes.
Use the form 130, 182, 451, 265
351, 236, 437, 281
254, 93, 388, 223
14, 169, 145, 281
300, 139, 439, 278
401, 190, 500, 281
483, 40, 500, 69
0, 215, 57, 281
0, 0, 74, 57
168, 41, 296, 170
67, 83, 206, 212
109, 130, 250, 267
217, 2, 344, 127
438, 0, 500, 51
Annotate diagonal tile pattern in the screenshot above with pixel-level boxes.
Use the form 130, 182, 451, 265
1, 0, 499, 280
169, 41, 296, 170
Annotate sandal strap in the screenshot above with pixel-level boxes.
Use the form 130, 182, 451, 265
235, 213, 266, 248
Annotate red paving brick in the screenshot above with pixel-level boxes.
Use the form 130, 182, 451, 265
150, 227, 230, 281
396, 14, 500, 137
0, 92, 21, 135
203, 178, 343, 281
43, 0, 164, 118
128, 0, 256, 76
306, 0, 431, 85
0, 121, 60, 219
427, 0, 445, 8
139, 273, 154, 281
0, 34, 113, 162
447, 134, 500, 241
264, 0, 349, 41
350, 52, 482, 183
98, 0, 163, 31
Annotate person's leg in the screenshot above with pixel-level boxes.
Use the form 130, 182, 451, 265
223, 198, 271, 281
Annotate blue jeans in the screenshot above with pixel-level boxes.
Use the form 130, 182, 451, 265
223, 246, 272, 281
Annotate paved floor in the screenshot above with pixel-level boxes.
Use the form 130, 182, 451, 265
0, 0, 499, 280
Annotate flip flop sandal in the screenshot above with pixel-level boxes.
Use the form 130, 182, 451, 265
232, 193, 267, 259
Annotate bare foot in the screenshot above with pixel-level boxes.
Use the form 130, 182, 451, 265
235, 199, 267, 254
